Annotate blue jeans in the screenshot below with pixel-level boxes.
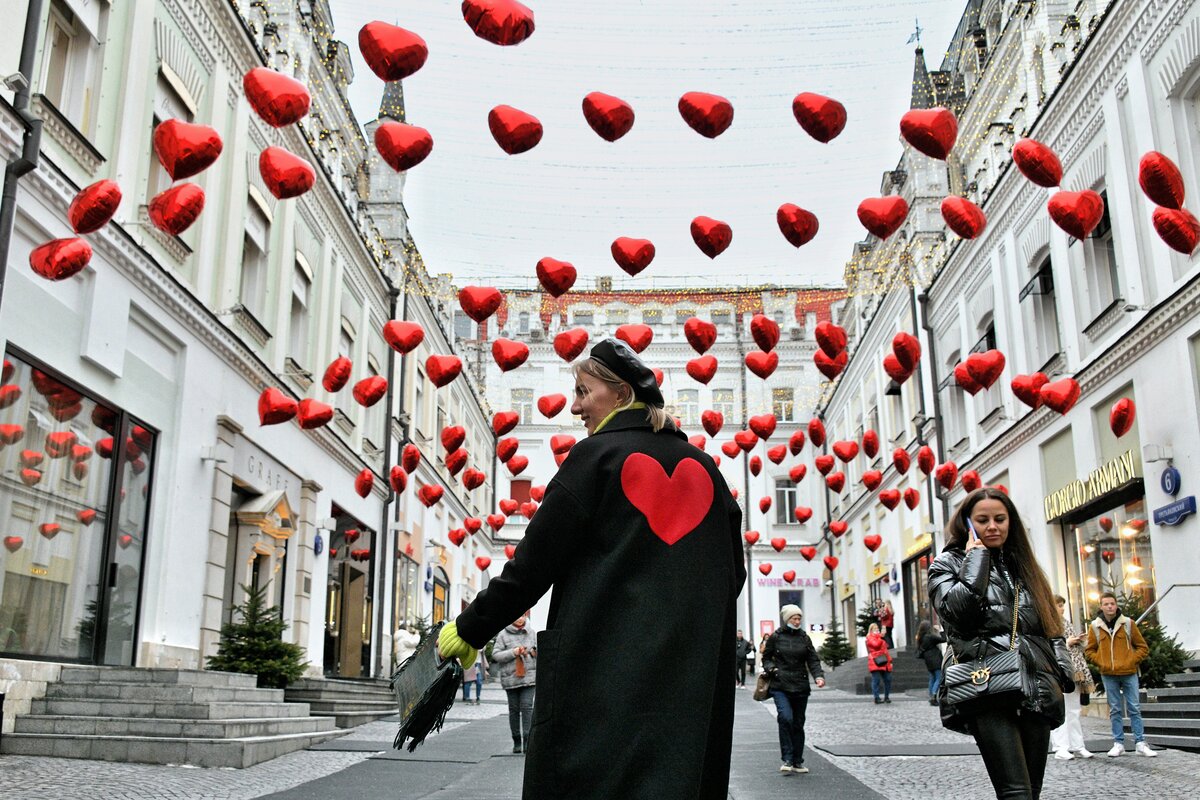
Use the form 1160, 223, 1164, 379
928, 668, 942, 697
770, 689, 809, 766
871, 671, 892, 700
1102, 673, 1145, 743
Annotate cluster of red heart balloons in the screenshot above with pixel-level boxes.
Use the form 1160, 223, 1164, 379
27, 177, 124, 282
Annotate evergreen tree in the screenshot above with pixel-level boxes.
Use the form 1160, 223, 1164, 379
856, 605, 878, 638
818, 620, 856, 670
1087, 591, 1193, 692
207, 584, 308, 689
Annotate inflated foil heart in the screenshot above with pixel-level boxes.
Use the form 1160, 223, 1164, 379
702, 411, 724, 437
813, 350, 848, 380
488, 105, 543, 154
45, 431, 77, 459
1110, 397, 1136, 438
829, 521, 848, 537
462, 468, 486, 490
791, 92, 846, 142
800, 546, 817, 561
1048, 190, 1105, 240
688, 435, 706, 451
757, 494, 770, 511
507, 455, 529, 476
71, 444, 92, 462
537, 393, 566, 418
807, 419, 826, 448
758, 563, 773, 576
358, 21, 428, 81
69, 179, 122, 234
550, 435, 576, 455
767, 445, 787, 464
402, 444, 421, 473
243, 67, 310, 127
917, 446, 936, 476
788, 430, 805, 455
417, 484, 443, 507
678, 92, 733, 138
832, 441, 858, 463
779, 570, 795, 584
777, 204, 819, 248
1098, 517, 1114, 532
582, 92, 635, 142
492, 338, 530, 371
1101, 550, 1116, 564
789, 464, 807, 483
965, 349, 1006, 390
425, 355, 463, 387
1010, 372, 1048, 409
750, 315, 780, 353
448, 528, 467, 546
492, 411, 519, 436
862, 430, 879, 459
95, 437, 113, 458
749, 458, 763, 477
766, 536, 785, 553
29, 237, 92, 281
260, 147, 315, 199
382, 321, 425, 354
462, 0, 535, 46
483, 514, 505, 534
892, 332, 921, 371
733, 430, 758, 452
150, 183, 205, 236
458, 286, 503, 322
611, 237, 656, 275
497, 438, 519, 463
51, 401, 82, 423
686, 355, 717, 384
748, 414, 776, 440
615, 324, 653, 353
1152, 207, 1200, 255
0, 384, 20, 410
352, 376, 388, 407
935, 462, 958, 491
445, 449, 468, 476
494, 499, 518, 517
0, 424, 25, 445
553, 328, 588, 362
864, 533, 884, 551
893, 448, 911, 474
153, 119, 223, 180
954, 362, 982, 395
258, 388, 298, 425
941, 195, 987, 239
813, 321, 847, 358
794, 506, 813, 524
536, 257, 576, 297
900, 107, 958, 159
4, 535, 22, 553
690, 216, 733, 259
857, 196, 909, 239
297, 398, 333, 429
503, 544, 516, 559
1011, 138, 1062, 187
389, 466, 408, 493
20, 468, 41, 486
461, 517, 482, 535
1138, 151, 1185, 209
742, 531, 760, 546
862, 470, 882, 491
375, 122, 433, 172
683, 317, 717, 354
961, 470, 982, 493
745, 351, 778, 379
20, 450, 43, 469
825, 472, 846, 493
354, 469, 374, 498
440, 426, 467, 453
78, 508, 97, 525
901, 488, 921, 511
322, 357, 352, 393
1039, 378, 1080, 415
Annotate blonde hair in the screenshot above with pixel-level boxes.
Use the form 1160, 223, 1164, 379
574, 359, 669, 432
868, 623, 880, 634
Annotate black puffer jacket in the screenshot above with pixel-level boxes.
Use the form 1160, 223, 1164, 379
928, 546, 1073, 733
762, 626, 824, 694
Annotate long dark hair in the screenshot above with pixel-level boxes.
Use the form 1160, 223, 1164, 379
944, 487, 1063, 638
915, 620, 932, 642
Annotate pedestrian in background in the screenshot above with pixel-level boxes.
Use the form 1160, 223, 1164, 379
734, 629, 753, 687
761, 604, 825, 775
929, 487, 1074, 800
866, 622, 892, 704
462, 649, 487, 704
492, 612, 537, 753
1085, 591, 1155, 757
879, 600, 895, 648
1050, 595, 1094, 760
393, 624, 420, 672
915, 620, 945, 706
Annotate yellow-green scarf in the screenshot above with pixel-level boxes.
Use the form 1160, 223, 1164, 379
592, 401, 647, 434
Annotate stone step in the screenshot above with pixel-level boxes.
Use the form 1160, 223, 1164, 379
31, 697, 311, 720
46, 681, 285, 704
1130, 717, 1200, 736
1182, 658, 1200, 671
322, 708, 397, 728
1138, 701, 1200, 718
1137, 733, 1200, 752
1142, 686, 1200, 702
284, 688, 395, 703
288, 677, 392, 691
14, 713, 334, 739
1164, 671, 1200, 686
57, 666, 259, 689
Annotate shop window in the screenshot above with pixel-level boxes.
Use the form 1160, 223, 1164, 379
1019, 255, 1062, 371
1064, 498, 1154, 628
431, 568, 449, 624
711, 388, 734, 421
0, 351, 154, 665
774, 479, 797, 525
392, 551, 419, 661
772, 388, 795, 422
677, 389, 698, 426
511, 388, 533, 422
41, 0, 106, 137
323, 510, 374, 678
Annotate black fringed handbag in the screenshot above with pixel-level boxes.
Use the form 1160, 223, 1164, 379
391, 622, 463, 751
943, 583, 1026, 707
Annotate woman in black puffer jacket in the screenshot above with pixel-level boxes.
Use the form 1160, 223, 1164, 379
928, 488, 1074, 800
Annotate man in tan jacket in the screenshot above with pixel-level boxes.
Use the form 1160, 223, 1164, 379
1085, 592, 1154, 758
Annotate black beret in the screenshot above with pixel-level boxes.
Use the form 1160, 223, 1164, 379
588, 338, 664, 407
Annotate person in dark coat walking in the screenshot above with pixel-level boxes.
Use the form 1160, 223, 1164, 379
915, 620, 946, 705
761, 605, 825, 774
734, 630, 753, 687
928, 487, 1074, 800
437, 338, 746, 800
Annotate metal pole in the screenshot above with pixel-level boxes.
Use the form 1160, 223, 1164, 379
735, 314, 754, 636
917, 292, 950, 527
374, 281, 401, 677
907, 286, 941, 545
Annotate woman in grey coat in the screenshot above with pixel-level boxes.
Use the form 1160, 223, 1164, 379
492, 612, 537, 753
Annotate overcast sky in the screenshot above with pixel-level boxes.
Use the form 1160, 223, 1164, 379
333, 1, 961, 290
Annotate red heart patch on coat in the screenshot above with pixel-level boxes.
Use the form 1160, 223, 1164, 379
489, 105, 543, 154
750, 315, 780, 353
745, 351, 778, 379
69, 179, 122, 234
375, 122, 434, 172
701, 410, 724, 437
800, 546, 817, 561
1152, 207, 1200, 255
29, 237, 92, 281
492, 411, 519, 436
243, 67, 311, 127
690, 216, 733, 258
904, 488, 921, 510
322, 357, 352, 393
857, 196, 909, 239
260, 146, 314, 199
941, 196, 987, 239
1012, 138, 1062, 187
788, 430, 805, 455
813, 350, 848, 380
1110, 398, 1136, 438
153, 119, 223, 180
492, 338, 530, 372
358, 21, 429, 81
354, 469, 374, 498
536, 257, 576, 297
402, 444, 421, 473
615, 324, 653, 353
826, 472, 846, 493
383, 321, 425, 354
900, 107, 958, 159
611, 237, 656, 275
1138, 151, 1185, 209
683, 317, 717, 354
678, 92, 733, 138
893, 448, 911, 474
353, 376, 388, 407
621, 453, 714, 546
777, 203, 819, 248
832, 440, 858, 463
537, 393, 566, 418
418, 485, 443, 507
1040, 378, 1080, 415
862, 470, 882, 491
582, 92, 635, 142
297, 399, 333, 430
863, 534, 883, 551
149, 183, 205, 236
1048, 190, 1105, 239
791, 92, 846, 142
794, 506, 813, 524
426, 355, 463, 387
553, 328, 589, 362
462, 0, 536, 46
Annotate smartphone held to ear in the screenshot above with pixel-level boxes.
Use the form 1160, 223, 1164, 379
966, 519, 980, 541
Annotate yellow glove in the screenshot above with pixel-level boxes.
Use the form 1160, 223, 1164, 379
437, 621, 478, 670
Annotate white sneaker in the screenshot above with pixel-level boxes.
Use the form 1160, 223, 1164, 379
1136, 742, 1158, 757
1107, 743, 1125, 757
1054, 749, 1074, 760
1076, 748, 1094, 759
779, 763, 793, 773
792, 765, 809, 774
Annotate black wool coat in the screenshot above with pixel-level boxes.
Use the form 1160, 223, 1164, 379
456, 409, 745, 800
762, 626, 824, 694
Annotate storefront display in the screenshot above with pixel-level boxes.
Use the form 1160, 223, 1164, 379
1063, 499, 1155, 624
902, 549, 934, 646
324, 507, 375, 677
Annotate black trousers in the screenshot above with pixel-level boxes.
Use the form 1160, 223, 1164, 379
968, 707, 1052, 800
736, 659, 746, 685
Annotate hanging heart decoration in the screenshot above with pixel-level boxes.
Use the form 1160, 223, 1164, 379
537, 393, 566, 418
808, 419, 826, 447
832, 440, 859, 463
748, 414, 777, 440
484, 514, 505, 534
20, 468, 41, 486
954, 362, 982, 395
243, 67, 311, 127
893, 448, 912, 474
78, 508, 97, 525
917, 446, 936, 476
611, 237, 656, 276
722, 442, 739, 460
488, 105, 543, 154
800, 546, 817, 561
883, 354, 911, 384
734, 430, 758, 452
864, 534, 883, 551
503, 544, 516, 559
322, 357, 352, 393
20, 449, 43, 469
71, 445, 92, 462
961, 470, 982, 493
425, 355, 463, 387
69, 179, 122, 234
935, 462, 958, 491
1047, 190, 1105, 240
829, 521, 848, 537
536, 257, 576, 297
758, 563, 773, 576
1011, 138, 1063, 187
389, 466, 408, 493
402, 444, 421, 473
767, 445, 786, 464
149, 183, 205, 236
1138, 151, 1185, 209
788, 430, 805, 455
791, 92, 847, 142
757, 495, 770, 512
417, 484, 443, 507
965, 349, 1006, 390
788, 464, 807, 483
777, 204, 819, 248
445, 449, 468, 476
258, 388, 298, 425
683, 317, 717, 354
678, 92, 734, 138
745, 351, 779, 379
497, 437, 519, 463
45, 431, 77, 459
354, 469, 374, 498
615, 324, 653, 353
688, 435, 706, 450
857, 196, 909, 239
0, 424, 25, 445
297, 398, 334, 429
375, 122, 434, 172
462, 468, 486, 490
778, 570, 794, 584
941, 196, 987, 239
794, 506, 813, 524
686, 355, 718, 384
749, 458, 762, 477
813, 350, 848, 380
358, 21, 429, 81
546, 329, 588, 365
862, 430, 879, 459
1039, 378, 1081, 415
462, 517, 483, 534
1110, 397, 1136, 438
95, 437, 113, 458
862, 470, 882, 491
448, 528, 467, 546
3, 535, 22, 553
767, 537, 786, 553
904, 488, 921, 510
1152, 207, 1200, 255
492, 338, 530, 372
441, 425, 467, 453
153, 119, 223, 180
743, 531, 760, 546
1010, 372, 1048, 409
352, 376, 388, 407
382, 321, 425, 354
891, 332, 921, 372
582, 92, 635, 141
498, 498, 519, 516
0, 384, 20, 410
492, 411, 519, 436
1098, 516, 1113, 532
260, 146, 315, 199
474, 556, 492, 572
28, 237, 92, 281
900, 107, 958, 159
462, 0, 536, 46
690, 216, 733, 259
507, 455, 529, 476
826, 472, 846, 493
550, 435, 576, 455
750, 315, 781, 352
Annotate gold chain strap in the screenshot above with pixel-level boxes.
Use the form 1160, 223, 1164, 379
1009, 583, 1021, 651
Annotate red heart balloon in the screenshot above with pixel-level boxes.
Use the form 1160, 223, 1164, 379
358, 21, 429, 80
941, 196, 987, 239
782, 570, 796, 584
243, 67, 310, 127
389, 466, 408, 493
829, 521, 848, 537
893, 448, 911, 474
463, 517, 483, 534
553, 328, 589, 362
20, 449, 43, 468
4, 535, 23, 553
78, 508, 97, 525
506, 455, 529, 476
734, 430, 758, 452
1098, 517, 1114, 532
813, 350, 848, 380
807, 419, 826, 448
611, 237, 656, 276
382, 321, 425, 354
462, 0, 535, 46
678, 92, 734, 138
488, 105, 543, 154
498, 498, 519, 516
582, 92, 635, 142
615, 324, 653, 353
492, 338, 530, 372
375, 122, 434, 172
791, 92, 846, 142
743, 531, 760, 546
260, 146, 315, 199
758, 563, 773, 576
904, 488, 921, 510
748, 458, 763, 477
1138, 151, 1185, 209
777, 204, 819, 248
757, 494, 770, 511
794, 506, 813, 524
536, 257, 576, 297
537, 393, 566, 418
258, 388, 298, 425
475, 556, 492, 571
862, 430, 879, 459
721, 441, 740, 459
690, 216, 733, 258
445, 449, 468, 476
45, 431, 77, 459
965, 349, 1006, 389
448, 528, 467, 546
354, 469, 374, 498
503, 544, 516, 560
153, 119, 223, 180
1110, 397, 1136, 438
826, 472, 846, 493
402, 444, 421, 473
686, 355, 718, 384
497, 437, 519, 462
1152, 207, 1200, 255
683, 317, 717, 354
322, 357, 352, 393
789, 464, 807, 483
1040, 378, 1080, 415
954, 362, 983, 395
892, 332, 921, 371
788, 430, 805, 455
459, 286, 503, 322
426, 355, 463, 387
71, 444, 92, 462
961, 470, 982, 493
862, 470, 883, 491
550, 435, 576, 455
485, 514, 506, 533
935, 462, 958, 491
1011, 138, 1062, 187
0, 424, 25, 446
492, 411, 519, 436
917, 446, 935, 476
864, 533, 884, 550
748, 414, 776, 440
418, 484, 444, 507
463, 468, 486, 490
750, 315, 780, 353
68, 179, 122, 234
767, 445, 786, 464
29, 237, 92, 281
800, 546, 817, 561
814, 321, 847, 358
1048, 190, 1105, 240
694, 412, 722, 440
149, 183, 205, 236
51, 401, 82, 423
900, 107, 958, 159
20, 468, 41, 486
95, 437, 113, 458
688, 435, 706, 450
1101, 549, 1116, 564
353, 376, 388, 407
745, 351, 778, 379
857, 196, 909, 239
441, 425, 467, 453
769, 537, 786, 553
297, 398, 333, 429
832, 440, 859, 463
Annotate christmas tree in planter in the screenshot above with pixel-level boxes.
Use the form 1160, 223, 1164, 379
818, 620, 856, 670
207, 583, 308, 689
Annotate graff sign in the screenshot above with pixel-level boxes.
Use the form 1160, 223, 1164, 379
756, 577, 822, 588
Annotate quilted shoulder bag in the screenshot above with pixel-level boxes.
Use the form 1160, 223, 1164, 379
942, 583, 1026, 708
